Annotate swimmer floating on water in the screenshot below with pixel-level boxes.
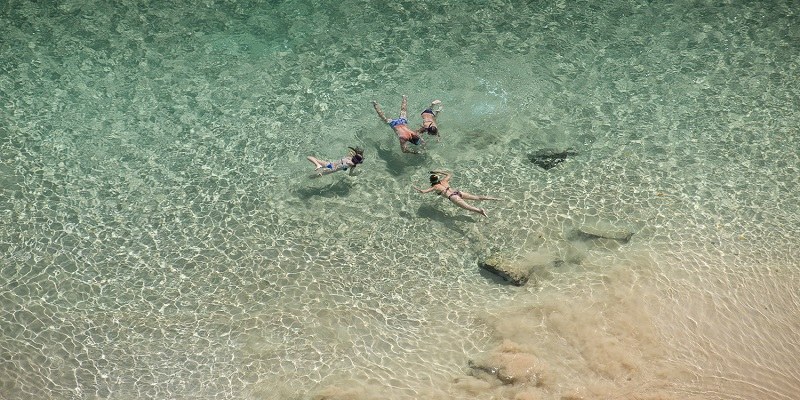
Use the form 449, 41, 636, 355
307, 146, 364, 177
372, 95, 425, 153
414, 170, 501, 218
417, 99, 443, 142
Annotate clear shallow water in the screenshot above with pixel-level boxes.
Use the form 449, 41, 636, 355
1, 1, 799, 399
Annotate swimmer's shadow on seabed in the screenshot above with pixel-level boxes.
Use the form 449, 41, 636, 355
374, 144, 429, 177
411, 204, 476, 236
294, 178, 353, 199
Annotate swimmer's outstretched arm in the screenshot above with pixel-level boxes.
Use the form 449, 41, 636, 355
430, 170, 452, 181
400, 140, 416, 154
372, 101, 390, 123
414, 186, 436, 194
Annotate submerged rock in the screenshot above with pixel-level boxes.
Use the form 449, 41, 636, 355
570, 223, 634, 243
479, 255, 534, 286
479, 251, 561, 286
527, 148, 578, 170
468, 340, 547, 387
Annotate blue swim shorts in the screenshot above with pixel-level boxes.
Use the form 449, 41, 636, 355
389, 117, 408, 128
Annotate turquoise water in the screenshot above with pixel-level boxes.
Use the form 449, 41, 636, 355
1, 1, 799, 399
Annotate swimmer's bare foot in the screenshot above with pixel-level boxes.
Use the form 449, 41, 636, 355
479, 208, 488, 218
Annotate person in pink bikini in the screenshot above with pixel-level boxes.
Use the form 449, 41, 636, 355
414, 170, 501, 218
372, 95, 425, 153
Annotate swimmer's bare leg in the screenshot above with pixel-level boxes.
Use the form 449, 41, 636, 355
459, 192, 501, 201
400, 95, 408, 119
451, 197, 488, 217
429, 99, 443, 115
307, 156, 326, 170
307, 156, 334, 176
372, 101, 391, 123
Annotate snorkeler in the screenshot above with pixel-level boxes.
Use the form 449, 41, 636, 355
417, 100, 443, 142
414, 170, 501, 218
372, 95, 425, 153
307, 147, 364, 176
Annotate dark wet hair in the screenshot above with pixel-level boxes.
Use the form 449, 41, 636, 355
410, 136, 422, 145
426, 125, 438, 135
429, 174, 440, 185
348, 146, 364, 164
348, 146, 364, 156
